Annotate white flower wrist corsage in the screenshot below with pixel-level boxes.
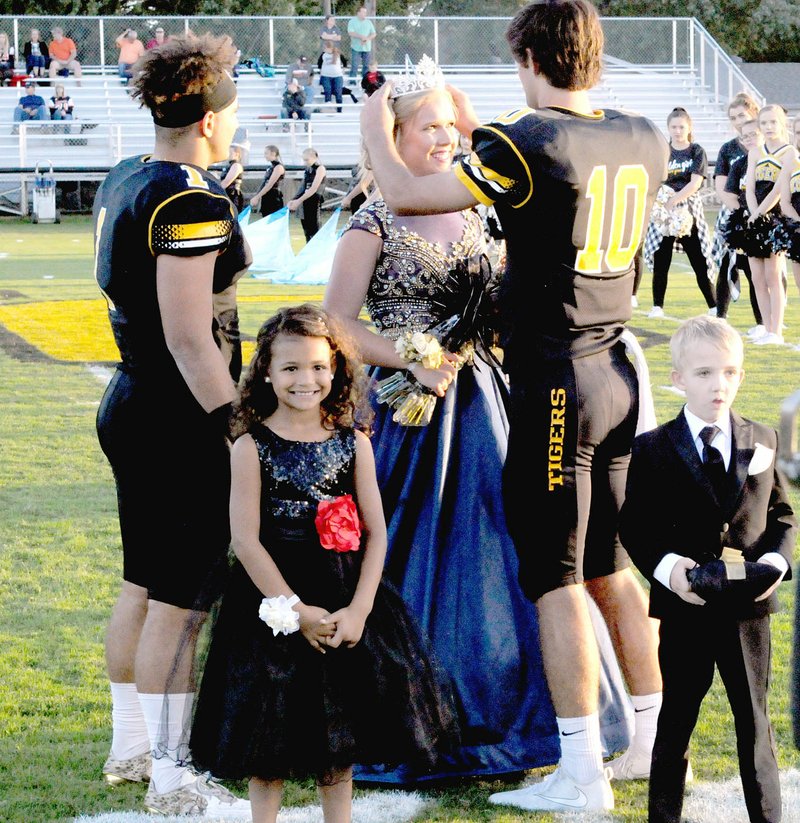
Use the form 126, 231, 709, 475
258, 594, 301, 636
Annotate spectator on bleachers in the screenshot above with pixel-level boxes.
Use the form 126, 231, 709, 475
347, 5, 376, 80
360, 60, 385, 97
49, 83, 74, 121
319, 15, 342, 55
12, 80, 47, 132
23, 29, 48, 78
317, 43, 346, 113
115, 28, 145, 84
145, 26, 168, 50
0, 32, 15, 86
281, 79, 308, 124
48, 27, 82, 85
285, 54, 314, 99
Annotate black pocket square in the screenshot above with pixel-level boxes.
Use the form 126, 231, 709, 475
686, 559, 782, 604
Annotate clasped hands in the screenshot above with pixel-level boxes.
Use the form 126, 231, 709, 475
669, 554, 784, 605
297, 602, 368, 654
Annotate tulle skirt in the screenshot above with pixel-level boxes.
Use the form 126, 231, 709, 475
188, 522, 460, 784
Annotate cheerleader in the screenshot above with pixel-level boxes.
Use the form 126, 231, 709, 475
644, 107, 716, 318
712, 93, 761, 328
745, 105, 792, 344
773, 114, 800, 297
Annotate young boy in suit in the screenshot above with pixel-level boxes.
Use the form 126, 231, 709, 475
620, 315, 795, 823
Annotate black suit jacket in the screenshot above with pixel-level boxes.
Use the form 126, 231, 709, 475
620, 410, 796, 620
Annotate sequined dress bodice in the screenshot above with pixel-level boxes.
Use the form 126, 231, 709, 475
252, 424, 356, 526
345, 199, 487, 338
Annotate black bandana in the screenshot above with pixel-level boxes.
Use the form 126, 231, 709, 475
152, 73, 237, 128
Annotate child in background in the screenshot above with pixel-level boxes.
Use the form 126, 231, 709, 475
186, 305, 458, 823
773, 113, 800, 297
620, 315, 795, 823
744, 104, 792, 344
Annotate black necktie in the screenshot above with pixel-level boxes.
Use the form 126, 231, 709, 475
699, 425, 727, 499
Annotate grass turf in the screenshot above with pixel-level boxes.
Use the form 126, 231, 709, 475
0, 214, 799, 822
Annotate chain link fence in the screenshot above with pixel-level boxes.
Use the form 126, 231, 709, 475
0, 14, 758, 94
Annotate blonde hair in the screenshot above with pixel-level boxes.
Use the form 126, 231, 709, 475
758, 104, 789, 142
359, 87, 456, 187
670, 315, 743, 373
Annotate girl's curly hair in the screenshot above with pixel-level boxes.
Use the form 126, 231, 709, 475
130, 33, 238, 120
232, 304, 373, 438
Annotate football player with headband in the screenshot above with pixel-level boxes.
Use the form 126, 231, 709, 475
93, 33, 252, 818
361, 0, 669, 813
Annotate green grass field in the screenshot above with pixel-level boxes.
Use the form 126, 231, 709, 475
0, 214, 799, 822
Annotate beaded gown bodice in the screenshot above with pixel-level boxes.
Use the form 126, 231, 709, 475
252, 425, 356, 523
346, 199, 487, 339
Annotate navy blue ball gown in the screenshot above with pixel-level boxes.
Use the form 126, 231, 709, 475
341, 201, 633, 785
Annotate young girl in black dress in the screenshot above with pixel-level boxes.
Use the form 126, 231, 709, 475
187, 305, 457, 823
645, 107, 716, 317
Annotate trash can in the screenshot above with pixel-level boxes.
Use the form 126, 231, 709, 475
31, 162, 59, 224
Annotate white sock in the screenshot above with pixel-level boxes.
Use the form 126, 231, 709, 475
557, 714, 604, 784
109, 682, 149, 760
630, 692, 662, 756
139, 692, 195, 793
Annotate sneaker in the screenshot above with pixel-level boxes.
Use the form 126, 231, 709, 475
488, 766, 614, 812
707, 307, 718, 316
647, 306, 664, 319
753, 332, 784, 345
145, 774, 252, 818
631, 295, 639, 307
102, 750, 151, 785
746, 324, 766, 339
606, 748, 693, 782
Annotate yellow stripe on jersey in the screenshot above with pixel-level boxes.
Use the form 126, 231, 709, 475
148, 189, 234, 256
478, 125, 534, 209
454, 163, 494, 206
790, 170, 800, 195
491, 107, 536, 126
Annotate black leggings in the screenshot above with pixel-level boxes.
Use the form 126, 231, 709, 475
714, 251, 762, 324
652, 225, 716, 309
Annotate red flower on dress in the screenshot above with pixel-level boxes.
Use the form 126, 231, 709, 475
315, 494, 362, 552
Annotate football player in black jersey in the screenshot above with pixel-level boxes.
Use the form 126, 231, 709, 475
93, 33, 251, 817
360, 0, 668, 812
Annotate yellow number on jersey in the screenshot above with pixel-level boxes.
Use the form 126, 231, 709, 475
181, 164, 210, 190
92, 206, 116, 311
575, 165, 649, 274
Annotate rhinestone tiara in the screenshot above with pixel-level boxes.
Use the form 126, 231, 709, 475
389, 54, 445, 99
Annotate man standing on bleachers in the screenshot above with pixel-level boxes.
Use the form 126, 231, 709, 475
347, 5, 376, 80
48, 27, 82, 86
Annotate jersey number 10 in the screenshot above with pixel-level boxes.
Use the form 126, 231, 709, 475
574, 164, 649, 274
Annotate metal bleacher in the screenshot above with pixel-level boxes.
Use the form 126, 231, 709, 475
0, 52, 759, 216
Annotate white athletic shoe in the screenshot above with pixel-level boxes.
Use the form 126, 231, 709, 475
707, 307, 718, 316
753, 332, 784, 345
648, 306, 664, 319
488, 766, 614, 812
631, 295, 639, 307
746, 324, 766, 339
144, 774, 252, 818
607, 748, 693, 783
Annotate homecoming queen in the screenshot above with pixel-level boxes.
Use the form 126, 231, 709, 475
323, 55, 633, 785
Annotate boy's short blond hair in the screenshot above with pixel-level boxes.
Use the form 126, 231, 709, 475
670, 315, 744, 373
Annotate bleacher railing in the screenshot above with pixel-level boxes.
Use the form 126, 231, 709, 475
0, 13, 761, 99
